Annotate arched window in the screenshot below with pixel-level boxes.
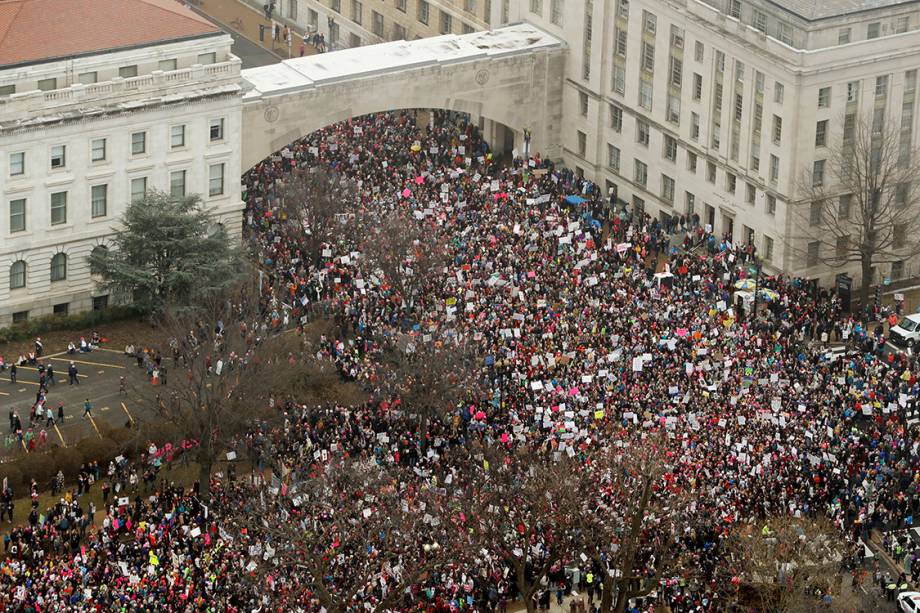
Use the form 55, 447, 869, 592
9, 260, 26, 289
50, 253, 67, 282
89, 245, 108, 277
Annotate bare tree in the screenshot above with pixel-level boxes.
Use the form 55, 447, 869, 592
245, 458, 451, 612
456, 447, 584, 613
133, 279, 311, 500
360, 209, 449, 309
796, 112, 920, 305
573, 431, 680, 613
721, 515, 846, 612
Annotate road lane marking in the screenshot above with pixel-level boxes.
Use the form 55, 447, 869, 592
121, 402, 135, 425
48, 357, 125, 369
86, 414, 102, 438
16, 365, 88, 378
53, 424, 65, 446
0, 391, 8, 396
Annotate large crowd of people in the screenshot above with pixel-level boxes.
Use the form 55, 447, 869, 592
1, 110, 917, 610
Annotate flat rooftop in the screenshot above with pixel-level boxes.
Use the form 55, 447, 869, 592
241, 23, 565, 99
767, 0, 918, 21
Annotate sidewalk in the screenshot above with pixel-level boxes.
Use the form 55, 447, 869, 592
191, 0, 319, 59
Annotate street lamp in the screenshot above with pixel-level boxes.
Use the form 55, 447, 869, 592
523, 128, 532, 160
751, 260, 763, 318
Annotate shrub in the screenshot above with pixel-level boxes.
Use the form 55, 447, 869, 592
140, 422, 181, 446
75, 437, 119, 465
17, 453, 56, 487
0, 463, 24, 492
0, 305, 144, 345
51, 447, 84, 478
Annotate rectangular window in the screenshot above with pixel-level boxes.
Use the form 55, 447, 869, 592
209, 163, 225, 196
694, 41, 703, 62
746, 182, 756, 204
876, 75, 888, 97
766, 194, 776, 215
77, 71, 97, 85
198, 52, 217, 65
818, 87, 831, 108
769, 154, 779, 182
669, 56, 682, 87
779, 22, 793, 44
729, 0, 741, 18
0, 84, 14, 96
896, 182, 910, 206
836, 235, 850, 258
9, 151, 24, 176
706, 161, 716, 183
640, 41, 655, 72
752, 9, 766, 32
847, 80, 860, 102
209, 118, 224, 141
50, 145, 66, 169
37, 78, 57, 91
608, 144, 620, 170
616, 0, 628, 19
892, 260, 905, 279
734, 93, 743, 121
690, 112, 700, 140
50, 191, 67, 225
91, 138, 106, 162
158, 58, 177, 72
613, 64, 626, 94
551, 0, 563, 24
11, 311, 28, 323
815, 120, 828, 147
372, 10, 384, 36
170, 170, 187, 199
838, 194, 852, 219
610, 104, 623, 131
331, 0, 341, 12
763, 235, 774, 261
131, 177, 147, 203
670, 25, 684, 48
638, 79, 652, 110
417, 0, 429, 24
171, 125, 185, 148
867, 22, 880, 39
663, 134, 677, 161
393, 23, 407, 39
91, 184, 107, 218
577, 131, 587, 156
634, 159, 647, 186
636, 119, 650, 146
774, 82, 784, 104
772, 115, 782, 144
643, 10, 656, 33
92, 295, 109, 311
9, 198, 25, 233
666, 94, 680, 124
395, 0, 406, 11
661, 175, 675, 203
530, 0, 542, 14
579, 91, 589, 116
896, 16, 910, 33
810, 199, 823, 225
687, 151, 698, 172
130, 132, 146, 156
119, 65, 138, 78
807, 241, 820, 266
838, 28, 851, 44
439, 9, 452, 33
725, 172, 736, 194
685, 191, 696, 216
693, 73, 702, 100
615, 26, 628, 57
894, 225, 907, 248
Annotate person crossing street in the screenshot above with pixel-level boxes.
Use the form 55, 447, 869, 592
81, 399, 92, 419
68, 362, 79, 385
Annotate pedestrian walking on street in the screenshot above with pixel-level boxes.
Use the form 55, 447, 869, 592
68, 362, 79, 385
46, 364, 55, 386
57, 402, 64, 423
119, 376, 127, 396
9, 364, 15, 384
81, 399, 92, 419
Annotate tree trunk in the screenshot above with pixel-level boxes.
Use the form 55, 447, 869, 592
198, 459, 212, 502
859, 258, 874, 315
601, 577, 614, 613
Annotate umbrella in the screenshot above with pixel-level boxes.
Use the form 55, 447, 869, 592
734, 279, 756, 291
565, 195, 587, 205
758, 288, 779, 302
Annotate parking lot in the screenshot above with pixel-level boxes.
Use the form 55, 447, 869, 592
0, 345, 141, 457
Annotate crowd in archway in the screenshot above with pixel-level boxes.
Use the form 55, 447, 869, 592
1, 110, 918, 610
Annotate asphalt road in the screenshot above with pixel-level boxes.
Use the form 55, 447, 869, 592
0, 346, 142, 457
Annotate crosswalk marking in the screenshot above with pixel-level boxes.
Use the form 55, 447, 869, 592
86, 414, 102, 438
53, 423, 65, 447
121, 402, 135, 425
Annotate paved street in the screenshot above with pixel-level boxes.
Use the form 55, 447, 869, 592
0, 346, 141, 456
